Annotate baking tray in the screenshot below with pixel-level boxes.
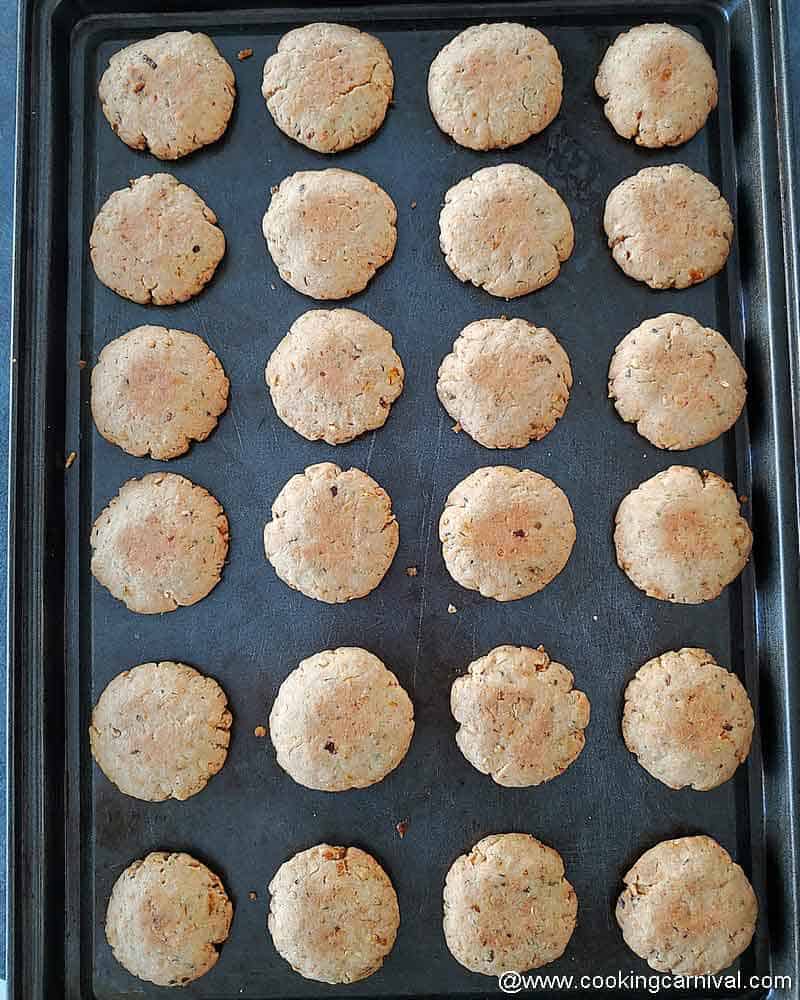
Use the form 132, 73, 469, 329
7, 0, 800, 997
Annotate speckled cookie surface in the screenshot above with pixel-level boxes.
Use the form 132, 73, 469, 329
91, 473, 229, 614
263, 463, 399, 603
105, 851, 233, 986
608, 313, 746, 450
622, 648, 753, 790
268, 844, 399, 984
616, 836, 757, 974
91, 325, 229, 459
440, 165, 573, 298
437, 318, 572, 448
90, 174, 225, 305
263, 169, 397, 299
266, 309, 404, 444
440, 466, 575, 601
90, 661, 232, 801
262, 23, 393, 153
614, 466, 752, 604
98, 32, 235, 159
428, 23, 562, 150
443, 833, 577, 976
451, 645, 589, 787
269, 647, 414, 791
604, 164, 733, 288
595, 23, 718, 147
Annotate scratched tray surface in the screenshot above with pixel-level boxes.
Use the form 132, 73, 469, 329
68, 6, 765, 999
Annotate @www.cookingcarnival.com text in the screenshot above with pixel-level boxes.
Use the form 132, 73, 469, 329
497, 970, 792, 994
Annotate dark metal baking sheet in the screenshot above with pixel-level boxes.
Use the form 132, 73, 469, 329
8, 1, 800, 998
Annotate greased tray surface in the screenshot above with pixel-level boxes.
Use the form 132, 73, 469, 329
42, 1, 790, 997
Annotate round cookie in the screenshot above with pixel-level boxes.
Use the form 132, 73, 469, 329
269, 647, 414, 791
268, 844, 399, 984
266, 308, 404, 444
428, 23, 562, 150
98, 31, 235, 159
263, 169, 397, 300
440, 165, 573, 298
263, 462, 399, 603
91, 472, 229, 614
451, 645, 589, 787
622, 647, 753, 791
443, 833, 577, 975
91, 325, 229, 460
105, 851, 233, 986
90, 661, 232, 801
614, 465, 752, 604
437, 318, 572, 448
90, 174, 225, 305
616, 836, 757, 974
595, 23, 718, 148
262, 23, 393, 153
604, 164, 733, 289
439, 466, 576, 601
608, 313, 746, 450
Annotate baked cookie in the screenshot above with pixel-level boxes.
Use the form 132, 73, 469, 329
91, 473, 229, 614
437, 318, 572, 448
440, 165, 573, 298
262, 23, 393, 153
428, 23, 562, 150
91, 325, 229, 460
263, 169, 397, 299
98, 32, 235, 159
595, 23, 718, 147
90, 661, 232, 801
614, 466, 752, 604
268, 844, 399, 984
439, 466, 575, 601
616, 836, 757, 974
263, 463, 398, 603
444, 833, 577, 975
266, 308, 403, 444
105, 851, 233, 986
608, 313, 746, 450
604, 164, 733, 288
269, 647, 413, 791
90, 174, 225, 305
451, 645, 589, 786
622, 647, 753, 790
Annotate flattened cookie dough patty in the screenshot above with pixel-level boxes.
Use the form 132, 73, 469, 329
440, 466, 576, 601
595, 23, 718, 147
622, 647, 753, 790
266, 308, 404, 444
614, 465, 752, 604
91, 325, 229, 460
90, 661, 232, 801
263, 462, 399, 603
98, 31, 235, 159
91, 472, 229, 614
106, 851, 233, 987
440, 164, 573, 298
263, 23, 393, 153
90, 174, 225, 305
444, 833, 577, 975
428, 22, 562, 150
269, 647, 414, 791
604, 164, 733, 288
451, 645, 589, 787
268, 844, 399, 984
608, 313, 746, 450
437, 317, 572, 448
263, 169, 397, 299
616, 836, 757, 974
